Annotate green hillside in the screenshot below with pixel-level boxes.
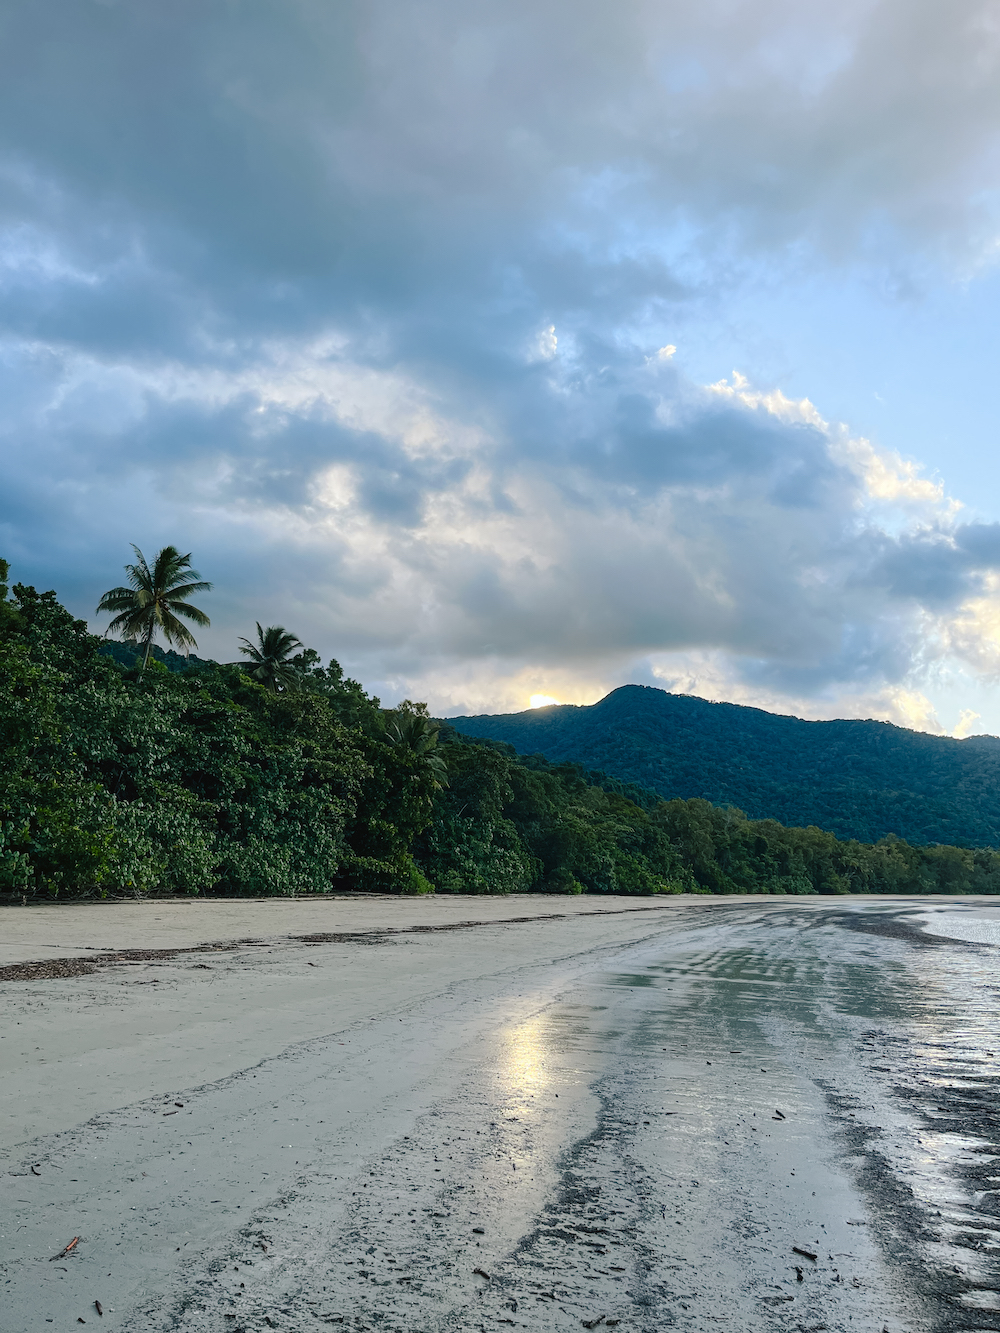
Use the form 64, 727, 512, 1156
451, 685, 1000, 848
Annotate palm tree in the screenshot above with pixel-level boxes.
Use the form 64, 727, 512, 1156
234, 623, 304, 693
384, 707, 449, 786
97, 545, 212, 675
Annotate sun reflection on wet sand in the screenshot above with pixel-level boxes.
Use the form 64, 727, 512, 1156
498, 1017, 551, 1105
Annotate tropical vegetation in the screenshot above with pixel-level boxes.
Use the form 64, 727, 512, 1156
96, 545, 212, 674
233, 623, 305, 694
3, 553, 1000, 900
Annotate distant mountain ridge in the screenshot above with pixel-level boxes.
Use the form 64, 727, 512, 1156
98, 641, 213, 672
451, 685, 1000, 848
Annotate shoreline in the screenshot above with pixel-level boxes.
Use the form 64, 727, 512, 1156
4, 891, 1000, 973
4, 897, 999, 1330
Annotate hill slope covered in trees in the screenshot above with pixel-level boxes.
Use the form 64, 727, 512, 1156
452, 686, 1000, 848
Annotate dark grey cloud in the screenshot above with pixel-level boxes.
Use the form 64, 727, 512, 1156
852, 524, 1000, 610
2, 0, 998, 351
954, 522, 1000, 566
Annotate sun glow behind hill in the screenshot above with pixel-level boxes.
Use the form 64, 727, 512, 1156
529, 695, 561, 709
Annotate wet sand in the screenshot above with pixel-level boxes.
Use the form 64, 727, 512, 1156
2, 895, 1000, 1332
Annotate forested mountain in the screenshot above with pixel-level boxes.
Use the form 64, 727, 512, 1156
452, 685, 1000, 848
98, 641, 214, 673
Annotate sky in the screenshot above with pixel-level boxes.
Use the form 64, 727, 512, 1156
3, 0, 1000, 733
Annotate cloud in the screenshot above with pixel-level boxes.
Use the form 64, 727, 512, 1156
7, 328, 998, 713
954, 707, 982, 739
646, 651, 953, 735
2, 1, 1000, 724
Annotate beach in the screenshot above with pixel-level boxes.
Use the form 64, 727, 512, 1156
3, 894, 1000, 1332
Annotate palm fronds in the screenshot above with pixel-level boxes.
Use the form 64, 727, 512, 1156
233, 623, 305, 693
384, 707, 449, 786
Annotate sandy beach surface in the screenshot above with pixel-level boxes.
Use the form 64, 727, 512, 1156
3, 893, 1000, 1333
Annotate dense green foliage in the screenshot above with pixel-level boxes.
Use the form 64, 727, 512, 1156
0, 565, 436, 899
418, 737, 1000, 896
453, 684, 1000, 847
3, 567, 999, 899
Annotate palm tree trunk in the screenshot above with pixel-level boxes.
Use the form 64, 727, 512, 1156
141, 628, 154, 677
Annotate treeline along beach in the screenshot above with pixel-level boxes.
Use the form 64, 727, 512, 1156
4, 557, 1000, 901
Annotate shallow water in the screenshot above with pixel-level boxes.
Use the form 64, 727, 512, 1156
467, 899, 1000, 1333
571, 902, 1000, 1331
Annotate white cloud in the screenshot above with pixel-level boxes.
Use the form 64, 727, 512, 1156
941, 572, 1000, 677
533, 325, 558, 361
953, 707, 982, 739
708, 372, 826, 428
835, 434, 954, 512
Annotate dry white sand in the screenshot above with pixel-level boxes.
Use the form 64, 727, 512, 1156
0, 893, 710, 968
3, 894, 995, 1332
